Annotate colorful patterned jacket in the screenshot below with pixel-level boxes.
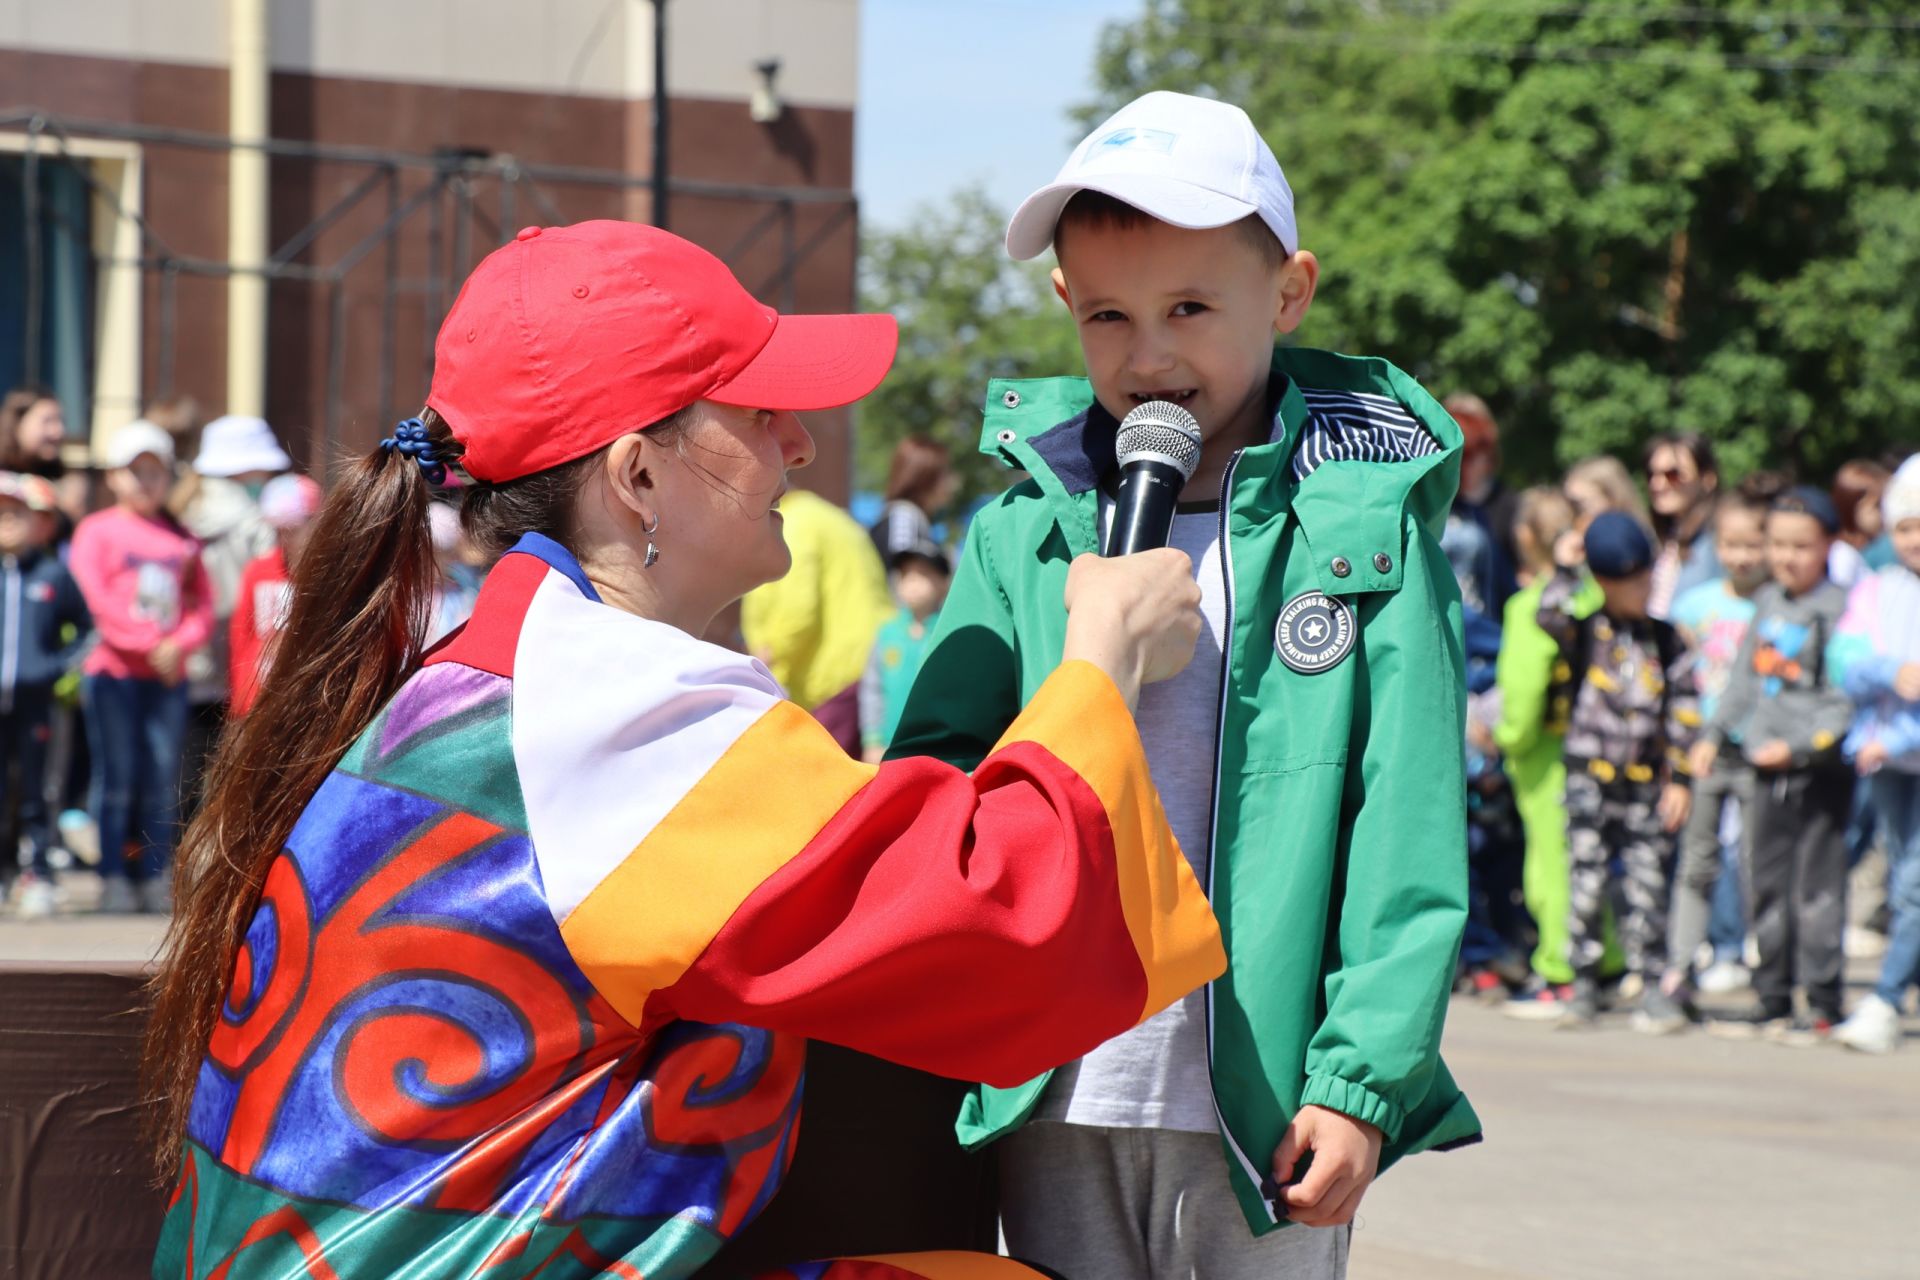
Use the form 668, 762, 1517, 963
155, 532, 1224, 1280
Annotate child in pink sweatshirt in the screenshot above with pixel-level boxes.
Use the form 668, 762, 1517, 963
68, 421, 213, 914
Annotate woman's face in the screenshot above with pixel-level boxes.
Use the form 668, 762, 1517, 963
1855, 490, 1886, 540
16, 398, 64, 462
1647, 444, 1706, 518
644, 400, 815, 607
1565, 478, 1608, 532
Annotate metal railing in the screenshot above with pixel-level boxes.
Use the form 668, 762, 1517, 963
2, 110, 858, 463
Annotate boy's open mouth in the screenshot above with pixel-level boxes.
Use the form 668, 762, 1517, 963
1128, 389, 1198, 406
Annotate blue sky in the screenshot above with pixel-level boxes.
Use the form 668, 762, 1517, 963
855, 0, 1142, 230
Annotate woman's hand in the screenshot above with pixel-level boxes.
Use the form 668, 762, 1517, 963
1061, 550, 1202, 709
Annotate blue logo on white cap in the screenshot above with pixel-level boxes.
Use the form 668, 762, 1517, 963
1093, 127, 1176, 154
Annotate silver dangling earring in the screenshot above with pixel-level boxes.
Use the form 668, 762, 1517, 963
643, 512, 661, 568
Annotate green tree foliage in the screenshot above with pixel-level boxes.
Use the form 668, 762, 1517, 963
855, 188, 1083, 502
1084, 0, 1920, 481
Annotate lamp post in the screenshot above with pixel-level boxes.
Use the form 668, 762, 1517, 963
651, 0, 669, 230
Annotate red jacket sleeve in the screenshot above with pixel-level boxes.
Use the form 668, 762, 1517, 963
557, 662, 1224, 1088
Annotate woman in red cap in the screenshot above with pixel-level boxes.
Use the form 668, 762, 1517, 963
144, 222, 1219, 1280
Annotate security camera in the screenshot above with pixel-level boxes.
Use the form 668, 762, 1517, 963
751, 58, 784, 124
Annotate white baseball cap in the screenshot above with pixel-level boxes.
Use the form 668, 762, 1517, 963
1006, 91, 1297, 262
102, 419, 176, 470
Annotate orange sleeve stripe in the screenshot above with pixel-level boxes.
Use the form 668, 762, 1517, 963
559, 701, 874, 1026
990, 660, 1226, 1024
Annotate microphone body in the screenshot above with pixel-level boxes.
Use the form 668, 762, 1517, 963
1103, 400, 1204, 556
1106, 458, 1190, 557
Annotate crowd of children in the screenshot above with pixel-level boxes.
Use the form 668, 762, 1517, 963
1458, 414, 1920, 1054
0, 399, 483, 917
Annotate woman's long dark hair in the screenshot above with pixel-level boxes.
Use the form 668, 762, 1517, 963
141, 407, 604, 1178
883, 434, 952, 512
1644, 430, 1720, 543
0, 384, 62, 477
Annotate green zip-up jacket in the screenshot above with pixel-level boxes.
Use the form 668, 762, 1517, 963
888, 347, 1483, 1236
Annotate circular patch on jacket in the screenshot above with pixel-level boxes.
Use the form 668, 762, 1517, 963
1274, 592, 1355, 675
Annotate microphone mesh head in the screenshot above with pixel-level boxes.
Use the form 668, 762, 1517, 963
1116, 400, 1203, 481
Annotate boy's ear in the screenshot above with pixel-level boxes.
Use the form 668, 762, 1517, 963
1273, 249, 1319, 336
1051, 266, 1071, 308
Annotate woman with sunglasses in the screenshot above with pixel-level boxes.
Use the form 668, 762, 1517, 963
1645, 432, 1722, 619
144, 222, 1221, 1280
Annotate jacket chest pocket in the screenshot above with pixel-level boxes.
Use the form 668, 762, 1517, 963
1232, 598, 1361, 774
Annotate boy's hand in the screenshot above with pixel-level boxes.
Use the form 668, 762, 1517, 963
1658, 782, 1691, 833
1895, 662, 1920, 701
1749, 739, 1793, 769
1858, 740, 1891, 776
1271, 1105, 1382, 1228
1687, 739, 1718, 780
1552, 529, 1585, 569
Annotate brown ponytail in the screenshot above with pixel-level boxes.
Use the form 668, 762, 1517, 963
142, 414, 448, 1176
141, 402, 685, 1179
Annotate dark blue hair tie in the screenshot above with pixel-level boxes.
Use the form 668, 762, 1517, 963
380, 418, 448, 486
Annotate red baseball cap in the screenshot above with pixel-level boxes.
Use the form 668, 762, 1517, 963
427, 221, 899, 483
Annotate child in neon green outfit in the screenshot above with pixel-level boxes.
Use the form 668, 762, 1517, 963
1495, 492, 1623, 1013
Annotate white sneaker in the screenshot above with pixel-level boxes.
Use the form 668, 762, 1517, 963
15, 875, 58, 919
1696, 961, 1751, 994
1845, 926, 1890, 961
1835, 995, 1902, 1055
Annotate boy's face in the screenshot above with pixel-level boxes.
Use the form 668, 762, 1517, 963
1597, 568, 1652, 620
1893, 517, 1920, 575
107, 453, 173, 516
1053, 218, 1316, 459
892, 556, 950, 616
1766, 510, 1830, 595
1714, 507, 1768, 592
0, 497, 31, 555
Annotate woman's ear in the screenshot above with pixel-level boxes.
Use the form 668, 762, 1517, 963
601, 433, 658, 526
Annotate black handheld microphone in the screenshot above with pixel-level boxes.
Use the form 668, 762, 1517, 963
1103, 400, 1204, 556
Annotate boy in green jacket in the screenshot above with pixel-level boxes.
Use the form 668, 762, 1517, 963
889, 91, 1481, 1278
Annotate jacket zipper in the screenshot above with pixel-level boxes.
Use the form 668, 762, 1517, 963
1200, 448, 1276, 1221
0, 557, 20, 714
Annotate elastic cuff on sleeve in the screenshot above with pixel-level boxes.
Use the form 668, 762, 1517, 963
1299, 1073, 1405, 1145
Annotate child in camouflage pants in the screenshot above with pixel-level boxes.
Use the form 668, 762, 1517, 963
1539, 513, 1700, 1032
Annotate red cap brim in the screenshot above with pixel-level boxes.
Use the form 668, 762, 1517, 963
708, 312, 899, 411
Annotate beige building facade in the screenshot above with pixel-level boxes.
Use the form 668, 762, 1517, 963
1, 0, 866, 496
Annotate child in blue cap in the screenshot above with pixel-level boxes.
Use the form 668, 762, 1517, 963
1536, 510, 1701, 1030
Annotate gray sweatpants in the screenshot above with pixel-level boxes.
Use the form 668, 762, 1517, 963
998, 1122, 1349, 1280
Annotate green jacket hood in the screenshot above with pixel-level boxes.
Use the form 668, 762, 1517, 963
974, 347, 1464, 598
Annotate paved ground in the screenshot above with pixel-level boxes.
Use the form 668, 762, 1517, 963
7, 894, 1917, 1278
1349, 985, 1920, 1280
